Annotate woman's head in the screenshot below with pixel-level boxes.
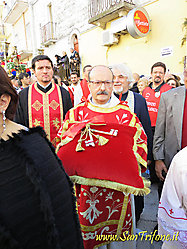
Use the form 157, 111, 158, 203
0, 66, 18, 120
166, 77, 180, 88
137, 77, 149, 94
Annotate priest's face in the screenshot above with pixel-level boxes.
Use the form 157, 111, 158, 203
88, 65, 114, 105
33, 59, 53, 86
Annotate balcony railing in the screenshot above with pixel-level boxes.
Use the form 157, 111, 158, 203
88, 0, 135, 28
40, 22, 57, 47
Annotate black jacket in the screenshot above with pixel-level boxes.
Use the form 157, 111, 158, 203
0, 127, 83, 249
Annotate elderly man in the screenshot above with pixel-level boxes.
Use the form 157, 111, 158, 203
56, 65, 149, 249
111, 64, 152, 224
15, 55, 72, 147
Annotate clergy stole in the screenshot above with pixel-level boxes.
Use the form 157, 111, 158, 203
28, 83, 63, 147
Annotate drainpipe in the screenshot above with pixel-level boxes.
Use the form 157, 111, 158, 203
28, 1, 37, 57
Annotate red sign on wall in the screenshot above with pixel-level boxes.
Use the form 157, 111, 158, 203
127, 7, 151, 39
134, 10, 150, 34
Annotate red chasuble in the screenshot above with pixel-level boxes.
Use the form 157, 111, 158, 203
57, 101, 149, 249
28, 83, 63, 147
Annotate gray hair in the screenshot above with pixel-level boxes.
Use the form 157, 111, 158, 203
110, 63, 133, 83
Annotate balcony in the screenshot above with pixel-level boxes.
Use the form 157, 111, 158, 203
40, 22, 57, 47
88, 0, 135, 28
18, 49, 32, 60
3, 0, 28, 24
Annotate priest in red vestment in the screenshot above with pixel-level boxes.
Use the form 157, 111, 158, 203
56, 65, 150, 249
15, 55, 72, 147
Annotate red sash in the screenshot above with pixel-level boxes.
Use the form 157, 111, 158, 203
80, 79, 90, 101
28, 83, 63, 147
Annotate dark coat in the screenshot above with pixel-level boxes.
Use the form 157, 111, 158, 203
115, 91, 153, 160
0, 127, 84, 249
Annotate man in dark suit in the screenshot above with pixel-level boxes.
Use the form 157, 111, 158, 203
111, 64, 153, 223
153, 67, 187, 192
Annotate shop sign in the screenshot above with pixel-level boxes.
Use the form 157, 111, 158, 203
127, 7, 151, 39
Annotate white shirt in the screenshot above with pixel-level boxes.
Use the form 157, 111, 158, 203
158, 147, 187, 248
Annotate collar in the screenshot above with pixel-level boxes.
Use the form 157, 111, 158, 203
149, 81, 166, 92
114, 91, 128, 101
37, 82, 52, 93
89, 93, 120, 108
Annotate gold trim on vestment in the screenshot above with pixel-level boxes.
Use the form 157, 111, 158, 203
70, 176, 150, 196
69, 102, 132, 114
34, 82, 55, 95
87, 102, 132, 113
43, 93, 50, 140
69, 107, 75, 122
81, 220, 120, 232
57, 85, 64, 124
116, 195, 129, 237
33, 83, 55, 141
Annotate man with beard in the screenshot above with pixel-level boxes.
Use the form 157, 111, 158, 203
111, 64, 152, 224
142, 62, 172, 183
143, 62, 172, 128
15, 55, 72, 147
68, 71, 80, 105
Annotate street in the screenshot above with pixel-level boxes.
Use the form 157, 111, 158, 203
136, 183, 163, 249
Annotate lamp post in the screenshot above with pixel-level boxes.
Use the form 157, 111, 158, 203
3, 40, 10, 71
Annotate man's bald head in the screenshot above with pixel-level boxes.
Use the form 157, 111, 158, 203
88, 65, 113, 82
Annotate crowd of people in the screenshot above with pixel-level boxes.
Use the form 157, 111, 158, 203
55, 48, 81, 81
0, 53, 186, 249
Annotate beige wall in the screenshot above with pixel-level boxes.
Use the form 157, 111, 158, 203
80, 0, 186, 76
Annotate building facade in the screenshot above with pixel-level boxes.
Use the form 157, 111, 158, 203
2, 0, 187, 78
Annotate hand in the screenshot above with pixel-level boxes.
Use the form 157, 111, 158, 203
155, 160, 168, 181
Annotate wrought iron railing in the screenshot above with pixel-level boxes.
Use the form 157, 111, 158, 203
40, 22, 57, 44
89, 0, 135, 19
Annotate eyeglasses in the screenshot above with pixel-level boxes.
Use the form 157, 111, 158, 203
89, 81, 113, 87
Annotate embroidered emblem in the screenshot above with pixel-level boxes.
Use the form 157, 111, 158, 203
49, 100, 59, 110
52, 118, 60, 130
78, 110, 89, 121
80, 188, 104, 224
33, 119, 41, 126
155, 91, 160, 98
169, 209, 174, 215
32, 100, 43, 111
116, 114, 128, 124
